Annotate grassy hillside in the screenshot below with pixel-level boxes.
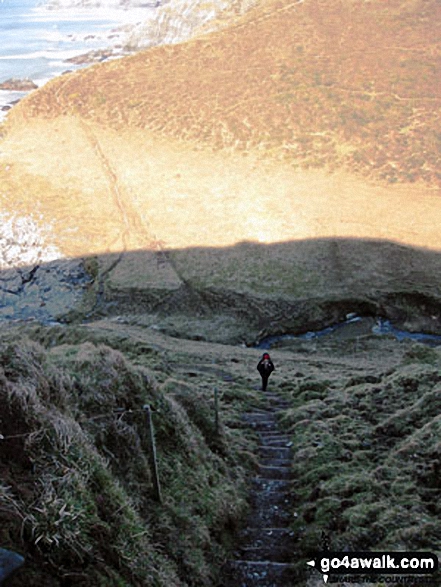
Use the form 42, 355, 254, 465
1, 319, 441, 585
0, 326, 261, 586
1, 1, 441, 583
1, 0, 440, 290
9, 0, 441, 186
98, 239, 441, 343
284, 345, 441, 560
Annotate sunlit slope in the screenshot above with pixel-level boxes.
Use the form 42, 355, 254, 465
1, 0, 441, 260
2, 118, 441, 257
9, 0, 441, 185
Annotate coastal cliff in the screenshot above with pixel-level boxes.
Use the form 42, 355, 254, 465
1, 0, 441, 328
1, 1, 441, 585
41, 0, 256, 50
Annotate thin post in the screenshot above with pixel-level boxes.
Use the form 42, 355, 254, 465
143, 404, 162, 503
214, 387, 220, 435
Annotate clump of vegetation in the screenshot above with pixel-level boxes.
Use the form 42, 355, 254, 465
0, 335, 250, 586
282, 345, 441, 577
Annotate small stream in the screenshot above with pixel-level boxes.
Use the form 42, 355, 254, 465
255, 315, 441, 349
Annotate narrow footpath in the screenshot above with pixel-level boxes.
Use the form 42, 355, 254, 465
221, 391, 298, 586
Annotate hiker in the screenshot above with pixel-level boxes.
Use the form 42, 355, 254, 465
257, 352, 275, 391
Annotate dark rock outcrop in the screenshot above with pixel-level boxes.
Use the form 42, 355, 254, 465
66, 49, 114, 64
0, 78, 38, 92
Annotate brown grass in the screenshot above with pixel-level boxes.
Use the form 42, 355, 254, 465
8, 0, 441, 187
0, 333, 256, 586
0, 0, 440, 266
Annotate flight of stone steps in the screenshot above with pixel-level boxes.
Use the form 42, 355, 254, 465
221, 392, 299, 587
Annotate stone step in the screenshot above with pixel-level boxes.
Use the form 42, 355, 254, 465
258, 465, 292, 480
249, 422, 279, 432
222, 560, 298, 587
267, 407, 289, 414
244, 419, 278, 428
264, 407, 290, 414
246, 407, 279, 415
259, 458, 292, 467
239, 527, 296, 545
265, 400, 291, 408
264, 397, 290, 406
249, 489, 292, 509
245, 505, 291, 528
259, 446, 292, 460
246, 474, 294, 524
244, 412, 277, 421
220, 392, 297, 586
259, 437, 292, 447
234, 543, 294, 563
251, 477, 292, 493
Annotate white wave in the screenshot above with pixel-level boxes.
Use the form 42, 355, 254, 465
39, 30, 68, 42
32, 76, 53, 85
28, 5, 155, 24
0, 90, 29, 99
0, 49, 89, 60
0, 211, 60, 270
47, 60, 76, 68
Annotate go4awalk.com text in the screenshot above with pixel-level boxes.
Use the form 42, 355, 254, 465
307, 551, 438, 584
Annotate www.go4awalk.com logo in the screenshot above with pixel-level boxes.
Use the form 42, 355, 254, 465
306, 551, 439, 584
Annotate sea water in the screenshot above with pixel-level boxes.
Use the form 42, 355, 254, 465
0, 0, 155, 118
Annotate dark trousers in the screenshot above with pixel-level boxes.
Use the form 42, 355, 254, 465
261, 374, 269, 391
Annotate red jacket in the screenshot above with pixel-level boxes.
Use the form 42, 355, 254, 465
257, 355, 275, 376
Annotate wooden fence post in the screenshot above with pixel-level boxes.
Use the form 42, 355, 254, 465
143, 404, 162, 504
214, 387, 220, 436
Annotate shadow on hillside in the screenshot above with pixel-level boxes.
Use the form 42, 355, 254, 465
2, 239, 441, 587
2, 236, 441, 344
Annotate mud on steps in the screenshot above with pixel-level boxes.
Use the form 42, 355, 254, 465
220, 391, 298, 587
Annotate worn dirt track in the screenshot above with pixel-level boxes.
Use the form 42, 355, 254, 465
2, 117, 441, 262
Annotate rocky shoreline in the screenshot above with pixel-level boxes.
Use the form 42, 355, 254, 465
0, 212, 93, 323
0, 80, 39, 115
0, 4, 155, 121
0, 0, 249, 121
0, 78, 39, 92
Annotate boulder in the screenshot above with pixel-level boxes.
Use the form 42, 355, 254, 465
0, 78, 38, 91
66, 49, 113, 64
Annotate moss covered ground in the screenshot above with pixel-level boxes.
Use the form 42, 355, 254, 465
1, 316, 440, 586
0, 323, 263, 586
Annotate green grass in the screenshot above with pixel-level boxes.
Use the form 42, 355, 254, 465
282, 344, 441, 581
0, 333, 253, 586
3, 316, 441, 586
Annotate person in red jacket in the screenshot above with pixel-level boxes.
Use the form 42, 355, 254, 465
257, 352, 275, 391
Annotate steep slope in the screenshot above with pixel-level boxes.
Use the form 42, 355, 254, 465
0, 329, 255, 586
2, 3, 441, 585
9, 0, 441, 186
2, 318, 441, 585
1, 0, 441, 336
